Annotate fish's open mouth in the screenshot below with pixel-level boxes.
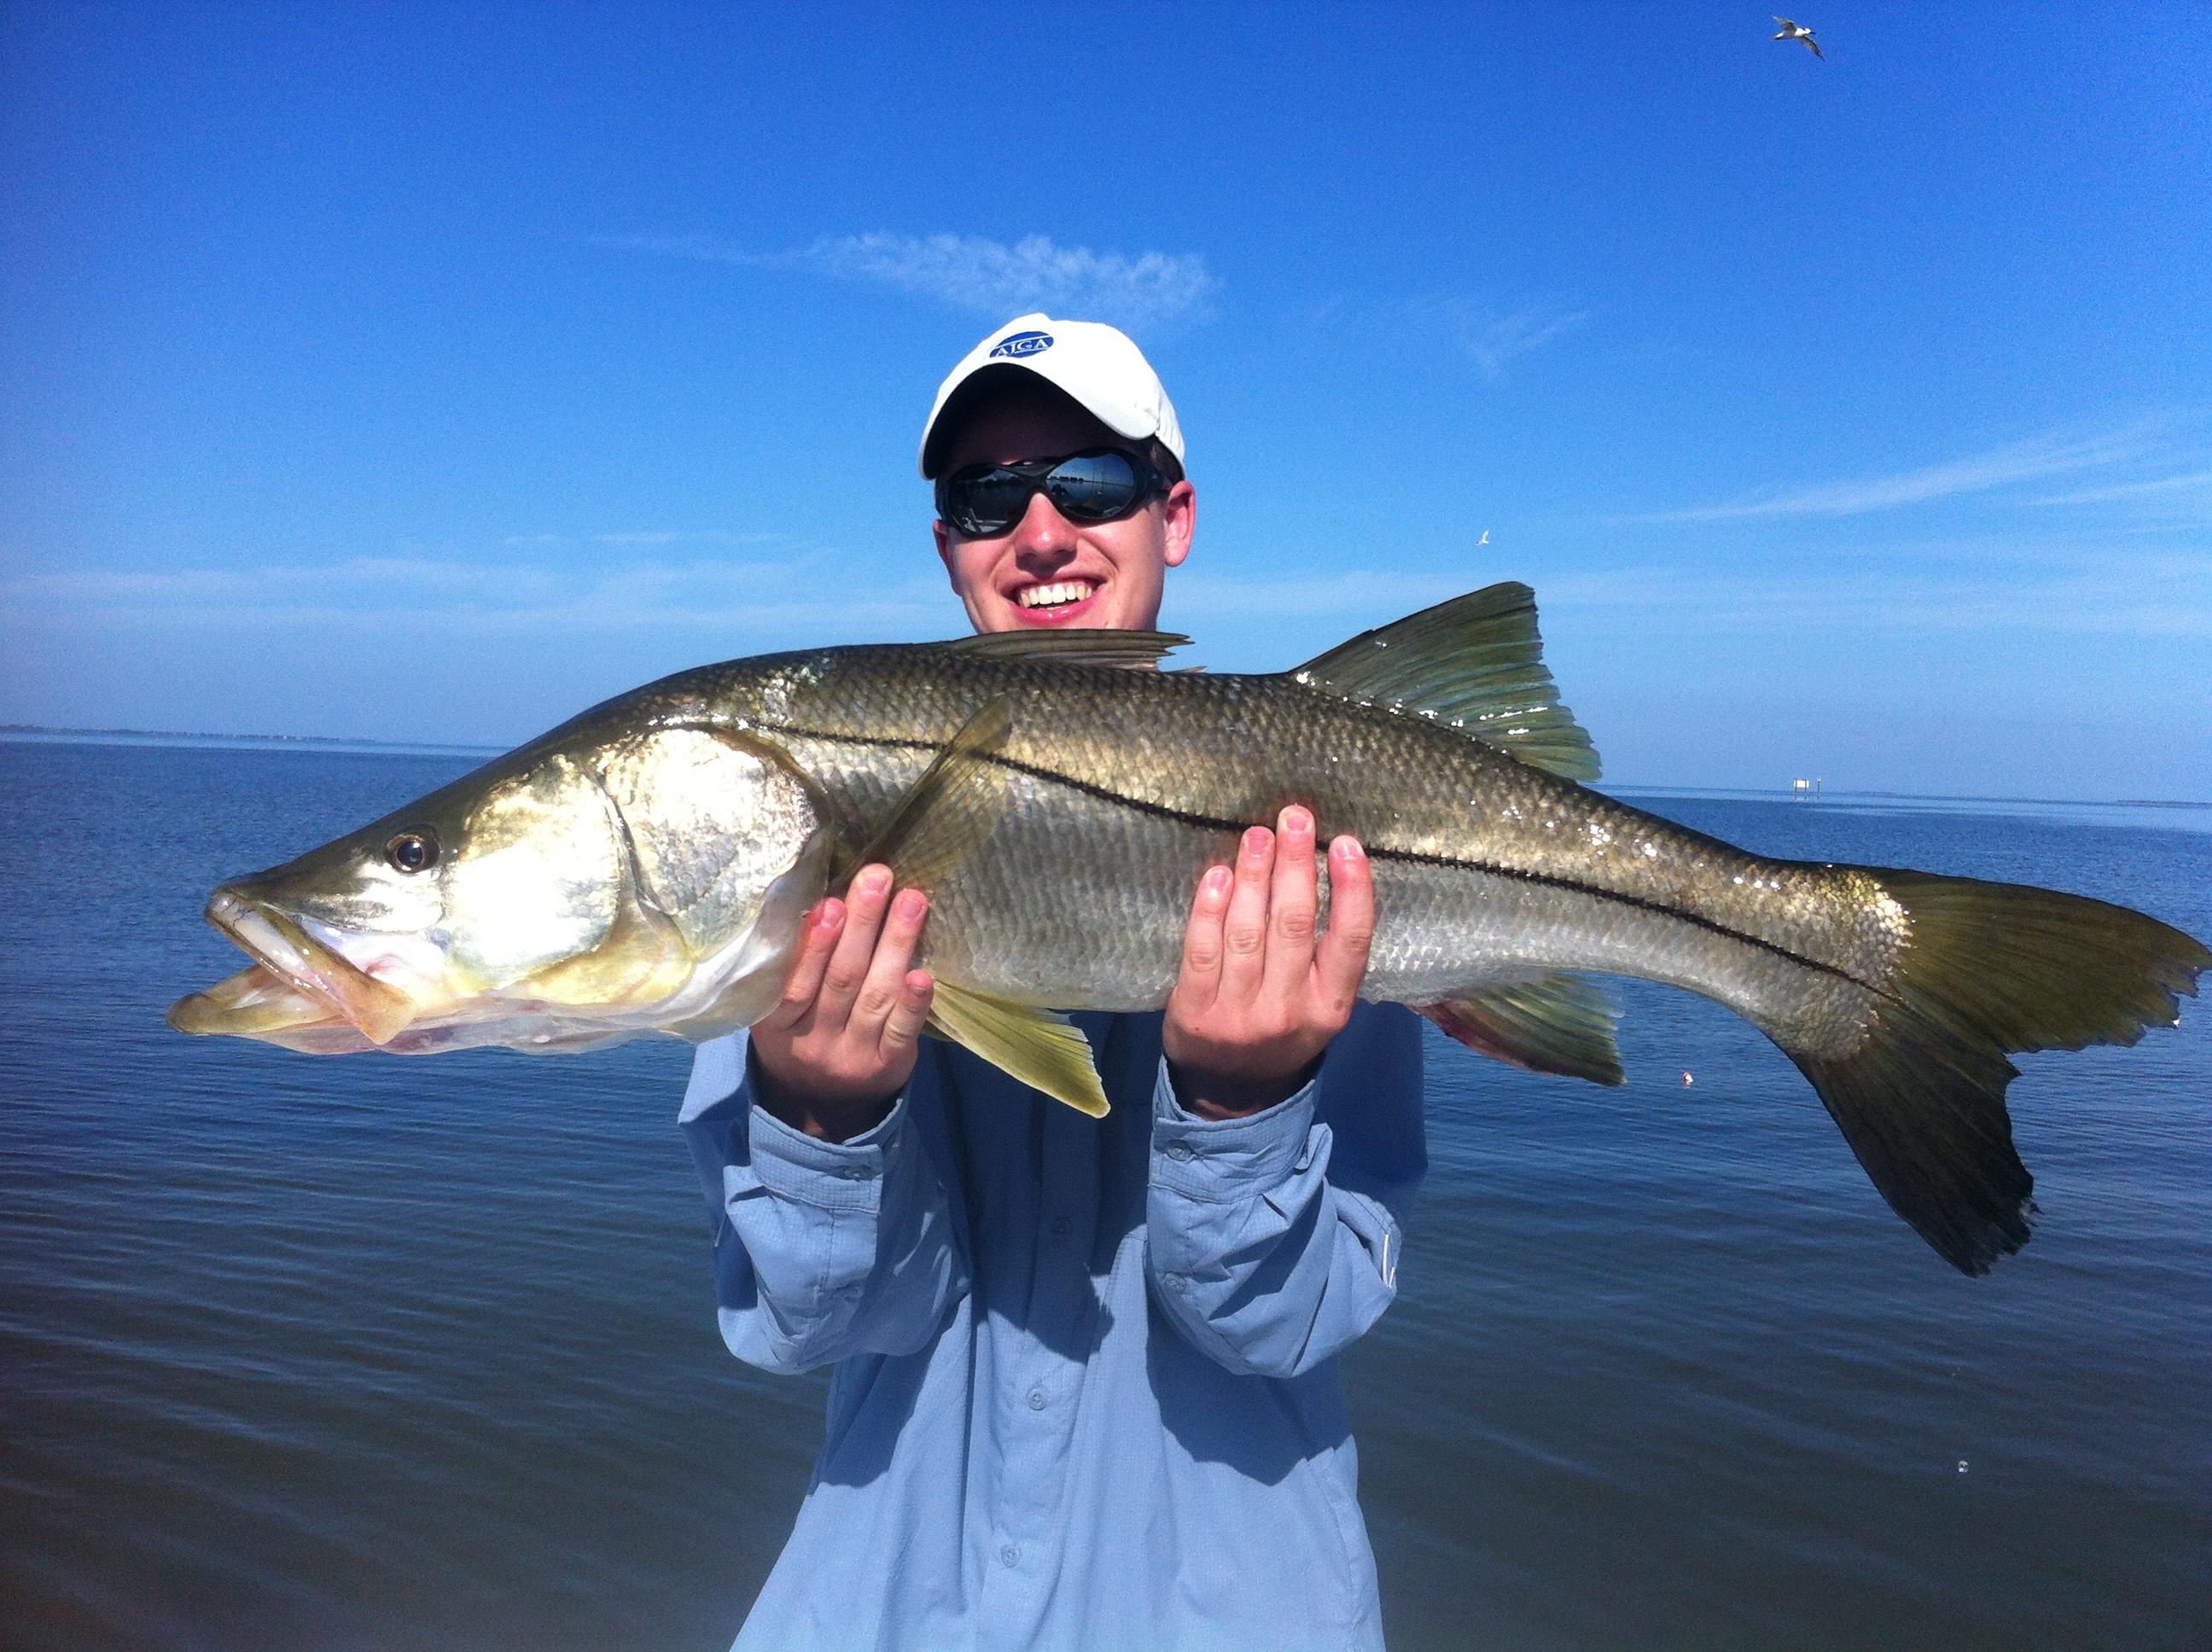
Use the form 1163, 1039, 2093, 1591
168, 890, 416, 1044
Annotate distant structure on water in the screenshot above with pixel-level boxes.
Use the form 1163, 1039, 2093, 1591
1791, 777, 1824, 801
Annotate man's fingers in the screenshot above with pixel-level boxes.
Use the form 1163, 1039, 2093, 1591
1262, 806, 1321, 998
816, 865, 892, 1024
1173, 864, 1233, 1010
850, 887, 928, 1036
879, 969, 934, 1055
1313, 835, 1376, 1017
1218, 825, 1275, 1003
763, 898, 845, 1030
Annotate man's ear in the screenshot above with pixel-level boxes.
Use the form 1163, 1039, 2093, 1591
1161, 480, 1196, 569
933, 518, 959, 585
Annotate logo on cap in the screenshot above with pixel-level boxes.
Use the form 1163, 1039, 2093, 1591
989, 330, 1054, 359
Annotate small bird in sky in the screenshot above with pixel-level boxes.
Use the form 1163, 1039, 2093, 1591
1773, 15, 1825, 57
1477, 530, 1490, 546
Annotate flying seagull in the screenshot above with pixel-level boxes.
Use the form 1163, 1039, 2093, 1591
1773, 15, 1824, 57
1477, 530, 1490, 546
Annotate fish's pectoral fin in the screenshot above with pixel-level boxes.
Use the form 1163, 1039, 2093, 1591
1417, 973, 1625, 1085
926, 980, 1110, 1117
1288, 582, 1600, 782
833, 696, 1014, 893
942, 629, 1191, 670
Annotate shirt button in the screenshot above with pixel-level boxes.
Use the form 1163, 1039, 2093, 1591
1163, 1272, 1189, 1294
999, 1544, 1021, 1568
835, 1166, 871, 1181
1050, 1219, 1071, 1239
1162, 1142, 1195, 1163
1027, 1387, 1047, 1411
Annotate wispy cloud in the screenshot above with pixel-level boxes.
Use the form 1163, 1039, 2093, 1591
0, 552, 958, 641
1628, 428, 2153, 523
1533, 550, 2212, 639
500, 528, 785, 550
1163, 552, 2211, 643
2030, 468, 2212, 507
1416, 297, 1591, 379
605, 231, 1219, 328
1167, 568, 1470, 622
13, 532, 2205, 684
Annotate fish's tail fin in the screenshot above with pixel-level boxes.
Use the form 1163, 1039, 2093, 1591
1787, 869, 2207, 1275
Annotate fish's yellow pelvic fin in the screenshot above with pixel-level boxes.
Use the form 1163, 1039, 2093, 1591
837, 696, 1014, 893
1417, 973, 1624, 1085
927, 981, 1110, 1118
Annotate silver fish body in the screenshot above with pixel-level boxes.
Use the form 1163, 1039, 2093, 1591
726, 645, 1890, 1062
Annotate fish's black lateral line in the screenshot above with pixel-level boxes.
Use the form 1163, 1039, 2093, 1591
753, 718, 1878, 993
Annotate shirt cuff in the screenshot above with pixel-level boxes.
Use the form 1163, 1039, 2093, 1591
1150, 1058, 1318, 1202
744, 1075, 910, 1213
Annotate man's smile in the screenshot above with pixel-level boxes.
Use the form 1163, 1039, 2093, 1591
1007, 577, 1102, 625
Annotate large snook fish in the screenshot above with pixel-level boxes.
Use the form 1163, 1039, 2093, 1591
171, 585, 2208, 1274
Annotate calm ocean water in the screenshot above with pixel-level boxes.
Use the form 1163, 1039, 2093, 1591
3, 738, 2207, 1651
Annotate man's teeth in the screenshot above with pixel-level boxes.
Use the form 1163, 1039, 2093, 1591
1016, 581, 1095, 610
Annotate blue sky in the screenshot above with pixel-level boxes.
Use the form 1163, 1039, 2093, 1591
3, 3, 2207, 798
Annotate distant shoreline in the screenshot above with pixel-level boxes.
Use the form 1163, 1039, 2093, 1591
3, 724, 2203, 810
1612, 781, 2210, 811
0, 724, 501, 757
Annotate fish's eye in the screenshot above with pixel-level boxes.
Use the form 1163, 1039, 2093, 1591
385, 829, 440, 875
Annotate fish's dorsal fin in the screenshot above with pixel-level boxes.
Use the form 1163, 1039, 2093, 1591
1289, 583, 1601, 782
944, 629, 1191, 670
1417, 974, 1624, 1085
927, 981, 1110, 1116
834, 696, 1014, 892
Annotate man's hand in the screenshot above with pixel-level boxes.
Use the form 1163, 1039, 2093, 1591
750, 864, 935, 1142
1163, 806, 1376, 1119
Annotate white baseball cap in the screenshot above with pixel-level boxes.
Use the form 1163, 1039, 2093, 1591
919, 312, 1185, 479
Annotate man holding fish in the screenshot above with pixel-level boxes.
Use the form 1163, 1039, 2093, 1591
166, 311, 2207, 1648
677, 315, 1427, 1650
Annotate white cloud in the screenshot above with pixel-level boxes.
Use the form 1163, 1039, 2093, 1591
1164, 544, 2212, 646
1464, 305, 1591, 378
501, 528, 787, 550
2030, 468, 2212, 507
12, 529, 2204, 696
1532, 553, 2212, 639
1166, 568, 1470, 622
1413, 297, 1590, 379
0, 552, 960, 641
607, 231, 1219, 328
1630, 428, 2152, 523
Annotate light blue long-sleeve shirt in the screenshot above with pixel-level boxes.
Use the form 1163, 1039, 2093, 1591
679, 1002, 1426, 1652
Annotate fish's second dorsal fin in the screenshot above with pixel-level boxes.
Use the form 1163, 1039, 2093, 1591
944, 629, 1192, 670
1289, 583, 1600, 782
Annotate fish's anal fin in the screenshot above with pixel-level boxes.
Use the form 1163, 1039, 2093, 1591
1289, 582, 1600, 782
943, 629, 1191, 670
927, 981, 1110, 1117
1417, 973, 1625, 1085
834, 696, 1013, 893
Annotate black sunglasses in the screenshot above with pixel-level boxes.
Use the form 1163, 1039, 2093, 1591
934, 448, 1169, 538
